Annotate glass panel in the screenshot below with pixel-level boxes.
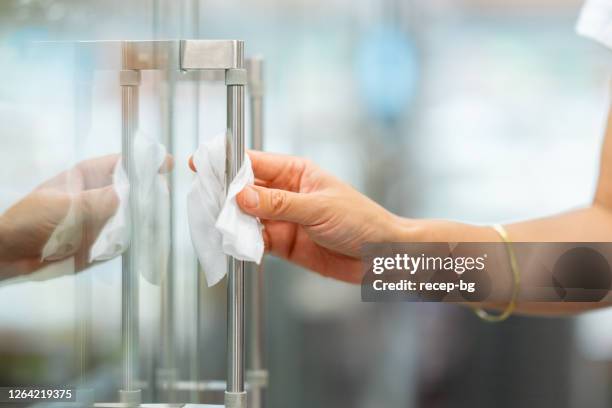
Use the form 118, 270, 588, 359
2, 1, 612, 407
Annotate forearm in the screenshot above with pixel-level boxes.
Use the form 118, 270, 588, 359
500, 206, 612, 315
506, 205, 612, 242
382, 108, 612, 317
391, 205, 612, 316
393, 205, 612, 243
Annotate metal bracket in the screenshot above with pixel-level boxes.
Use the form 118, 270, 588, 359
246, 57, 264, 98
224, 391, 247, 408
225, 69, 247, 86
119, 70, 141, 87
118, 389, 141, 407
246, 369, 268, 388
180, 40, 244, 70
73, 40, 245, 72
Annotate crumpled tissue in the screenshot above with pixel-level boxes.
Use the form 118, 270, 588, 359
187, 132, 264, 287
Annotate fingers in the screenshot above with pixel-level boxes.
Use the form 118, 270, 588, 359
236, 185, 323, 225
189, 151, 290, 177
257, 219, 364, 284
189, 150, 310, 190
247, 150, 297, 182
39, 154, 174, 193
79, 185, 120, 234
248, 150, 312, 190
78, 154, 174, 189
75, 154, 120, 189
36, 156, 119, 192
189, 154, 268, 187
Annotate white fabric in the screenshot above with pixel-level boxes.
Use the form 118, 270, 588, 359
88, 158, 129, 262
577, 0, 612, 49
90, 132, 170, 285
132, 133, 170, 286
187, 132, 264, 287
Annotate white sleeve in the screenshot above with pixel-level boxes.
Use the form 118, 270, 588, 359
577, 0, 612, 49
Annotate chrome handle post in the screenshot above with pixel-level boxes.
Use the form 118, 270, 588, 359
224, 41, 247, 408
119, 41, 142, 407
246, 56, 267, 408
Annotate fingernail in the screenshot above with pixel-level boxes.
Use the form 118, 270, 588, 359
242, 186, 259, 208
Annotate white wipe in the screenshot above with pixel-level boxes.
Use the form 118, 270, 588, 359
577, 0, 612, 50
187, 132, 264, 287
90, 131, 170, 285
88, 157, 129, 262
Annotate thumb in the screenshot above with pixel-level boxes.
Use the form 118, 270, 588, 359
237, 185, 322, 225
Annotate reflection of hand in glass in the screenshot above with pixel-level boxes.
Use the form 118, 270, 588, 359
0, 155, 173, 279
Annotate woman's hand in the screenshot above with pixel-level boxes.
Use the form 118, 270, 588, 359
234, 151, 404, 283
188, 151, 493, 284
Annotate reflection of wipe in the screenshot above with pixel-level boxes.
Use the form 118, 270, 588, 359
187, 132, 264, 287
89, 161, 129, 261
90, 132, 169, 285
132, 133, 170, 286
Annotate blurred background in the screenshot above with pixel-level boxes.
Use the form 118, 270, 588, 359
2, 0, 612, 407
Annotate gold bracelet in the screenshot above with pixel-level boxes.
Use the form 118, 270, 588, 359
473, 224, 520, 323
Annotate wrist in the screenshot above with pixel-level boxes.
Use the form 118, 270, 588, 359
388, 216, 499, 242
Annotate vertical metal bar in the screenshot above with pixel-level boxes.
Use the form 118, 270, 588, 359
190, 3, 203, 404
248, 60, 264, 373
248, 57, 264, 152
247, 57, 267, 408
158, 44, 178, 403
225, 41, 247, 408
226, 85, 246, 390
73, 45, 95, 406
119, 42, 142, 407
